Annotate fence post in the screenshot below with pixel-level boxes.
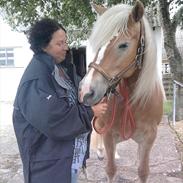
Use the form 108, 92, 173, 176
173, 82, 176, 126
172, 80, 183, 125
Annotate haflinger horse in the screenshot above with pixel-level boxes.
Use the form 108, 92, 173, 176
79, 1, 165, 183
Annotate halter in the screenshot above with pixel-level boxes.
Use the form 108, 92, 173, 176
89, 21, 145, 95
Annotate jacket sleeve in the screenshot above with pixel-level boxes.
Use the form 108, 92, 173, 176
17, 79, 91, 141
77, 104, 94, 130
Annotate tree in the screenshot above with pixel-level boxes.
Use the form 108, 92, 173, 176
0, 0, 95, 46
157, 0, 183, 120
0, 0, 150, 45
157, 0, 183, 81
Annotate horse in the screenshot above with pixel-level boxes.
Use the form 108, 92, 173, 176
78, 1, 165, 183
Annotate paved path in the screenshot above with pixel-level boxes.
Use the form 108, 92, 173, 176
0, 101, 182, 183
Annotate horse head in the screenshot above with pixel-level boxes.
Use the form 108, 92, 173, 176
79, 1, 146, 106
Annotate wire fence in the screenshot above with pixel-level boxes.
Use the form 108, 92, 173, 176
173, 80, 183, 125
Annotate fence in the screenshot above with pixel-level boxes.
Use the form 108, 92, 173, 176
163, 74, 173, 100
173, 80, 183, 125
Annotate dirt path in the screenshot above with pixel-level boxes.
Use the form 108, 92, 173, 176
0, 102, 182, 183
78, 121, 183, 183
170, 120, 183, 178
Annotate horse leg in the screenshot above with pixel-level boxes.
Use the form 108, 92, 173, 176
103, 133, 117, 183
96, 135, 120, 160
136, 126, 157, 183
96, 134, 105, 161
90, 131, 104, 158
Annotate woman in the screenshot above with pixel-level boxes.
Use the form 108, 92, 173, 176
13, 18, 108, 183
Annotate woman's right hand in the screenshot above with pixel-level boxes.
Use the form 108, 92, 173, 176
91, 97, 108, 118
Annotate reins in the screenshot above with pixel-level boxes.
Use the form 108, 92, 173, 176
91, 21, 145, 139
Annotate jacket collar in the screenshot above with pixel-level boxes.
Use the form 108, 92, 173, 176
33, 52, 55, 73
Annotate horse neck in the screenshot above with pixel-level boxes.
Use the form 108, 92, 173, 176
123, 69, 140, 94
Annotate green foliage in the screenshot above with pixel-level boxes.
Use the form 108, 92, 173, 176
0, 0, 182, 43
61, 0, 95, 27
0, 0, 151, 33
94, 0, 151, 6
163, 100, 172, 115
0, 0, 95, 31
0, 0, 95, 44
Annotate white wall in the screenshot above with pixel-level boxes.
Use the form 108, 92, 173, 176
0, 68, 25, 101
0, 18, 33, 102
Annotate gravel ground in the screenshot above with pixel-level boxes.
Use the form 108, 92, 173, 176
0, 102, 182, 183
171, 120, 183, 179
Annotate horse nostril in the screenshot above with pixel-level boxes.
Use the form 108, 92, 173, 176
83, 89, 95, 104
85, 89, 95, 98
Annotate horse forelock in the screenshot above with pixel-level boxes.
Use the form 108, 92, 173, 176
89, 4, 131, 53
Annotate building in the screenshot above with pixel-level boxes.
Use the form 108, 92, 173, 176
0, 18, 32, 102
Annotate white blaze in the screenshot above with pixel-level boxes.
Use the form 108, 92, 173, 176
79, 42, 109, 101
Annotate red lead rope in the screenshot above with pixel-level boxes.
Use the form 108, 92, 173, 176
93, 80, 136, 140
119, 80, 136, 140
93, 95, 116, 134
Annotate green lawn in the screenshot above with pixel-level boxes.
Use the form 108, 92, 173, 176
163, 100, 172, 115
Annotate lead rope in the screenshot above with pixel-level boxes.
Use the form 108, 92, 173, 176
93, 94, 116, 134
93, 80, 136, 140
119, 80, 136, 140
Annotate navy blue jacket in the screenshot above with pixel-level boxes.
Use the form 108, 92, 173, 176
13, 53, 93, 183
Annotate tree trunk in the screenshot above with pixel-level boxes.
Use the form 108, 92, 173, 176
158, 0, 183, 120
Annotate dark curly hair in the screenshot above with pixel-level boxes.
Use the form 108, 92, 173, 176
28, 18, 66, 54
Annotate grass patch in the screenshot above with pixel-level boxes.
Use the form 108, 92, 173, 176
163, 100, 172, 115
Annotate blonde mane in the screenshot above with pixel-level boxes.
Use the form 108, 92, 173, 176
89, 4, 165, 106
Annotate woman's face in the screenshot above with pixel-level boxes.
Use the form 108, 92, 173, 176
43, 28, 68, 63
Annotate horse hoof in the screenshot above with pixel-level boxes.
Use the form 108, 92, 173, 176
82, 167, 88, 181
98, 156, 104, 161
115, 150, 120, 159
97, 148, 104, 161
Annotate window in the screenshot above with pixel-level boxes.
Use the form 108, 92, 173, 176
0, 48, 14, 66
162, 63, 170, 74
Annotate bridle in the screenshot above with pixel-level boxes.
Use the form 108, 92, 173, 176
88, 21, 145, 95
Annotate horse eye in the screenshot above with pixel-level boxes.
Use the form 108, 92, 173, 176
118, 43, 128, 49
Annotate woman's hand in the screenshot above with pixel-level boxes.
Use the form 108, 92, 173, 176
91, 97, 108, 118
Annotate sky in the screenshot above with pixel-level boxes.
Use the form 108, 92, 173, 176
0, 18, 29, 48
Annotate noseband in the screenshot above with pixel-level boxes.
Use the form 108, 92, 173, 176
88, 21, 145, 94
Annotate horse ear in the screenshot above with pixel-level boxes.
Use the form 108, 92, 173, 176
130, 0, 144, 22
91, 2, 107, 15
